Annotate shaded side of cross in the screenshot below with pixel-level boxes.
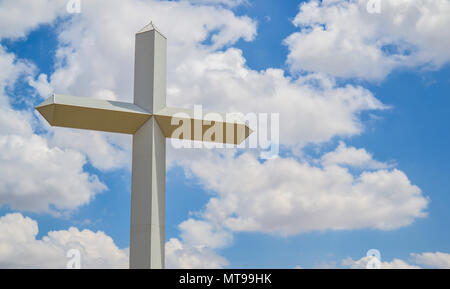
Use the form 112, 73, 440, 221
35, 23, 251, 269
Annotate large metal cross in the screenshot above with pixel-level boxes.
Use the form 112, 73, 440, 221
35, 23, 251, 269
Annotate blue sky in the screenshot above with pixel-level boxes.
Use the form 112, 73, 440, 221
0, 0, 449, 269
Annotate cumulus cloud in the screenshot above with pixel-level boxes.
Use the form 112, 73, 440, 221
3, 212, 447, 269
0, 134, 106, 213
185, 0, 247, 7
321, 141, 392, 169
174, 145, 428, 236
0, 46, 106, 214
169, 50, 386, 146
0, 0, 66, 39
0, 213, 229, 269
0, 213, 128, 268
342, 256, 421, 269
28, 73, 52, 98
0, 47, 31, 107
343, 251, 450, 269
48, 0, 257, 102
411, 252, 450, 269
166, 141, 428, 267
48, 128, 132, 171
166, 238, 229, 269
179, 219, 233, 249
165, 218, 231, 269
285, 0, 450, 80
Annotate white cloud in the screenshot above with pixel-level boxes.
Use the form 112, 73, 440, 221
3, 211, 446, 269
285, 0, 450, 80
170, 50, 386, 146
166, 238, 229, 269
28, 73, 52, 98
0, 0, 66, 39
165, 218, 231, 269
185, 0, 247, 7
321, 141, 392, 169
179, 219, 233, 249
0, 213, 128, 268
0, 47, 31, 107
342, 256, 421, 269
48, 128, 132, 171
48, 0, 257, 102
342, 251, 450, 269
0, 213, 229, 269
166, 142, 428, 267
174, 145, 428, 236
0, 46, 106, 214
411, 252, 450, 269
0, 134, 106, 213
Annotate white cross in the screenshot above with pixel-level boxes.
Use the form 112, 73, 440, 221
35, 22, 252, 269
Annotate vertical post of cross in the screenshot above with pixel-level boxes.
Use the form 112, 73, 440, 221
130, 23, 167, 269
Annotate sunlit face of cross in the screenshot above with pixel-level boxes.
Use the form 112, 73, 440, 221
36, 22, 252, 269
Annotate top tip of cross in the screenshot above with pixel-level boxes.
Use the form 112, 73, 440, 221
137, 21, 166, 38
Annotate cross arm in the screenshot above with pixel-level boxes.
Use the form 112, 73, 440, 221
35, 94, 253, 144
154, 107, 252, 145
35, 94, 151, 134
